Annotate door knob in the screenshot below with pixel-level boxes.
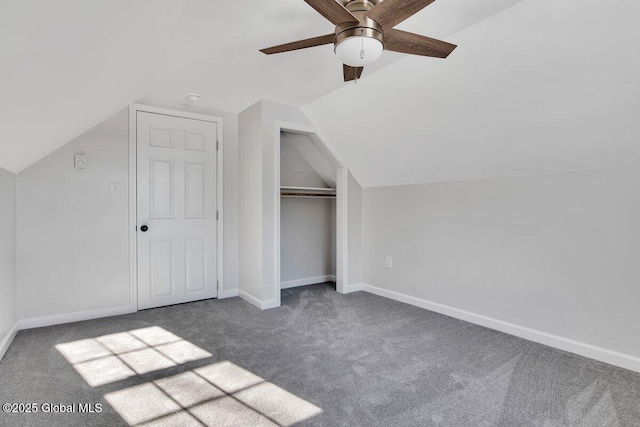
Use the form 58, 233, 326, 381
140, 225, 149, 232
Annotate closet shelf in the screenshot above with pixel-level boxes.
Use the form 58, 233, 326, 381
280, 186, 336, 198
280, 186, 335, 192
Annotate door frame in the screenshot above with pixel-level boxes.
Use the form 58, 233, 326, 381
274, 121, 349, 303
128, 103, 224, 313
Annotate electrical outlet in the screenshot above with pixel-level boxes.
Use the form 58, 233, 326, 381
385, 256, 392, 269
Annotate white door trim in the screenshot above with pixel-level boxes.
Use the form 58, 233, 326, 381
336, 167, 349, 294
274, 121, 349, 305
128, 103, 224, 313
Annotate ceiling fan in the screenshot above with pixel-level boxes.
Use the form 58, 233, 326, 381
260, 0, 457, 82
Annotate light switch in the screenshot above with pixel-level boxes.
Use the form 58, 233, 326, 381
109, 182, 120, 197
385, 256, 392, 269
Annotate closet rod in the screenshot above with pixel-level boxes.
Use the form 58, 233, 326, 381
281, 192, 336, 198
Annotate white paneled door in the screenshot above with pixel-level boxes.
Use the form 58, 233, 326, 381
137, 112, 218, 309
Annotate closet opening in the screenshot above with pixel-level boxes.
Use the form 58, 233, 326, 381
278, 131, 340, 296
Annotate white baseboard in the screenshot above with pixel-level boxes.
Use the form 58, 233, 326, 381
238, 290, 280, 310
18, 305, 132, 331
241, 275, 337, 310
238, 290, 263, 309
260, 299, 280, 310
281, 275, 336, 289
238, 291, 280, 310
342, 283, 363, 294
0, 322, 19, 361
360, 284, 640, 373
219, 288, 239, 299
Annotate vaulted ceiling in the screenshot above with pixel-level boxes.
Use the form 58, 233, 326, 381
146, 0, 522, 112
1, 0, 637, 188
303, 0, 640, 187
0, 0, 190, 173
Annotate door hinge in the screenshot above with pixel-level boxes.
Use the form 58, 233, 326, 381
216, 211, 219, 220
216, 140, 219, 151
217, 280, 220, 291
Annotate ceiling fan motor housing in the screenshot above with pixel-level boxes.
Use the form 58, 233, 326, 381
335, 0, 384, 48
259, 0, 457, 81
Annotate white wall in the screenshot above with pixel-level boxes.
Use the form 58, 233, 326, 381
280, 200, 335, 284
238, 101, 317, 308
0, 167, 17, 357
280, 134, 328, 188
17, 110, 130, 321
362, 169, 640, 360
330, 199, 336, 278
261, 102, 316, 304
281, 132, 338, 188
280, 135, 335, 284
238, 100, 363, 307
16, 99, 240, 323
347, 171, 362, 286
238, 101, 265, 302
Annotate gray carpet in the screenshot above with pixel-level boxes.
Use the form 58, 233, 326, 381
1, 283, 639, 426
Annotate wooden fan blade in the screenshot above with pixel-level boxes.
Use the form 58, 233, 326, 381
343, 65, 364, 82
384, 29, 456, 58
366, 0, 436, 29
260, 34, 335, 55
304, 0, 359, 25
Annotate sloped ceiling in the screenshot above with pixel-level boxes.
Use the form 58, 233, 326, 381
303, 0, 640, 187
0, 0, 521, 174
0, 0, 190, 173
282, 132, 340, 188
5, 0, 636, 186
146, 0, 521, 113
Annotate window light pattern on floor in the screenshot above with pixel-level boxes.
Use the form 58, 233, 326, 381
105, 361, 323, 426
56, 327, 323, 426
55, 326, 212, 386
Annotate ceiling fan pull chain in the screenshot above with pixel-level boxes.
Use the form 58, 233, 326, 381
360, 29, 365, 60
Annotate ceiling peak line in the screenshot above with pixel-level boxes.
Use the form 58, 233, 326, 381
143, 0, 193, 98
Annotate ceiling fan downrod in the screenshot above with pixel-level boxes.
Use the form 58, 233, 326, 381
260, 0, 457, 82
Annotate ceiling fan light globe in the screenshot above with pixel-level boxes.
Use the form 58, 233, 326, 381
335, 36, 383, 67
